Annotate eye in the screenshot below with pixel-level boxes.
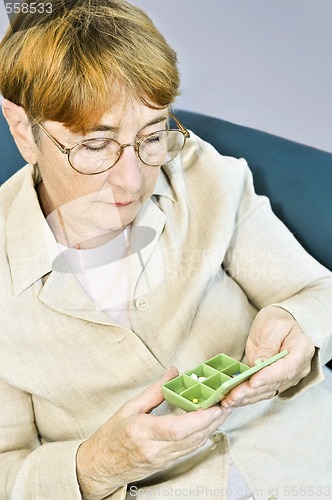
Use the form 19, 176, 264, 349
146, 135, 160, 144
144, 131, 166, 144
83, 145, 107, 152
82, 140, 109, 151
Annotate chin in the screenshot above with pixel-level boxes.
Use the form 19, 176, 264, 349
92, 212, 136, 233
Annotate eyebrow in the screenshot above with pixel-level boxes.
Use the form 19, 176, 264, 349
87, 114, 169, 134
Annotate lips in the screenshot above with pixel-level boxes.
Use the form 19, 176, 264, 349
94, 198, 135, 206
112, 201, 135, 207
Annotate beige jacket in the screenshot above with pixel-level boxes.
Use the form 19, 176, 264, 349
1, 133, 332, 499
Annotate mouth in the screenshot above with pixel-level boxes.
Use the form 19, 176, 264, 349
112, 201, 135, 207
94, 198, 136, 207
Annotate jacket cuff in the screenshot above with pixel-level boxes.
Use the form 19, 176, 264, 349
12, 438, 128, 500
12, 440, 84, 499
278, 347, 324, 400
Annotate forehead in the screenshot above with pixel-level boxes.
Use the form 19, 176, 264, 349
88, 99, 169, 135
45, 97, 169, 142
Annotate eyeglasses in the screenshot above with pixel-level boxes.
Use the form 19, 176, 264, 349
37, 113, 190, 175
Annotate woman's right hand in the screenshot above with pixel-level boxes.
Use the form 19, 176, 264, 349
76, 367, 231, 499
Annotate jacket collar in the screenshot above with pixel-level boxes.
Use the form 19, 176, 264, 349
6, 166, 58, 295
152, 165, 176, 201
7, 166, 173, 320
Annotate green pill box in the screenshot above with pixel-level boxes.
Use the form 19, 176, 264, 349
163, 350, 288, 412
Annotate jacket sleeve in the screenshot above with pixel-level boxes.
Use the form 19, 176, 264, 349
223, 160, 332, 395
0, 376, 130, 500
0, 377, 84, 499
0, 380, 130, 499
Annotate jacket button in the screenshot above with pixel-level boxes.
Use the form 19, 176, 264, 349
135, 297, 150, 311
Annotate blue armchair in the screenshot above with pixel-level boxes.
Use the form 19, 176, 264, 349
175, 110, 332, 273
1, 109, 331, 366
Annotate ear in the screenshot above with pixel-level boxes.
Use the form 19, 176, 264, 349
2, 99, 39, 165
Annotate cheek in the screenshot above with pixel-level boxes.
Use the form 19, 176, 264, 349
41, 163, 107, 206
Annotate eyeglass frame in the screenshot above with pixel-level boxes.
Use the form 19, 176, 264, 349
36, 112, 190, 175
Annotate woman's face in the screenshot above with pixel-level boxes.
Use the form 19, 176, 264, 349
36, 97, 168, 248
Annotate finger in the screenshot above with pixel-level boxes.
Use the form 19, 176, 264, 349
226, 389, 278, 407
245, 307, 292, 365
153, 405, 228, 441
221, 380, 279, 408
249, 358, 288, 390
246, 332, 285, 366
125, 366, 179, 416
249, 340, 313, 391
147, 407, 232, 460
166, 415, 230, 461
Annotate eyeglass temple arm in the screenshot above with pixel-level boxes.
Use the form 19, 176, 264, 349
169, 112, 190, 138
37, 123, 71, 155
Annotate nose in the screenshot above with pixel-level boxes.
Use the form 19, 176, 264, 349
107, 144, 144, 194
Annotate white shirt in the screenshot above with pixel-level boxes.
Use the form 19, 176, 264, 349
57, 227, 136, 329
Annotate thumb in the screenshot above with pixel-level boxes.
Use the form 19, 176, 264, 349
248, 343, 279, 365
246, 329, 283, 367
246, 307, 290, 366
126, 366, 179, 415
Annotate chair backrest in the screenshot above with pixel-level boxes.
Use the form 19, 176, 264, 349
0, 110, 26, 184
175, 110, 332, 272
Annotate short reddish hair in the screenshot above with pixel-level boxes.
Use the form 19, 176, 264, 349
0, 0, 180, 133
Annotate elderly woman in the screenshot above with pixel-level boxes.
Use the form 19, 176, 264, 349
0, 1, 332, 499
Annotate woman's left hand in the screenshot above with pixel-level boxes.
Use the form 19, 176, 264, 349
220, 306, 315, 408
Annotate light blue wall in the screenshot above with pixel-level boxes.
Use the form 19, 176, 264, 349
1, 0, 331, 151
0, 2, 8, 36
131, 0, 332, 152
